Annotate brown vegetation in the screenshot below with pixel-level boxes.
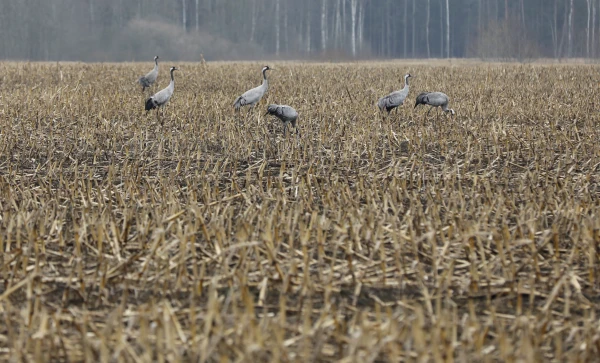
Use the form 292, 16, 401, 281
1, 61, 600, 361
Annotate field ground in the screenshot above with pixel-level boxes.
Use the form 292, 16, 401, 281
1, 60, 600, 361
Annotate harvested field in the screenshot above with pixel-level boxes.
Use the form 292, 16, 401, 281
1, 60, 600, 361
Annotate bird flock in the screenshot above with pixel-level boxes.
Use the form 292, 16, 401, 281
137, 56, 454, 136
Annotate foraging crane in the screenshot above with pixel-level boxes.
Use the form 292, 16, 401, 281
145, 66, 178, 116
138, 56, 159, 92
233, 66, 273, 112
265, 104, 299, 137
377, 73, 412, 115
414, 92, 455, 116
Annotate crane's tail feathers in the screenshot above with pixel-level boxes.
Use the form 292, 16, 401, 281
233, 97, 243, 110
145, 98, 155, 111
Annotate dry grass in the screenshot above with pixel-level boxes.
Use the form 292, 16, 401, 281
1, 60, 600, 362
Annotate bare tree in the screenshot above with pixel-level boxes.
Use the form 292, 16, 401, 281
403, 0, 408, 57
445, 0, 450, 58
321, 0, 328, 52
587, 0, 592, 57
182, 0, 187, 31
334, 0, 341, 48
358, 0, 364, 52
593, 0, 597, 57
275, 0, 280, 56
250, 0, 257, 43
440, 0, 444, 57
195, 0, 200, 32
351, 0, 357, 57
567, 0, 574, 57
425, 0, 431, 58
412, 0, 416, 57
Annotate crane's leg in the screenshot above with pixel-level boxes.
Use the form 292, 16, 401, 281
426, 106, 434, 117
283, 123, 288, 137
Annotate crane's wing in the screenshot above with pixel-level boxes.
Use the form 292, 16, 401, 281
278, 105, 298, 120
139, 68, 158, 87
425, 92, 449, 107
378, 91, 406, 111
149, 86, 173, 107
234, 86, 263, 109
414, 92, 431, 108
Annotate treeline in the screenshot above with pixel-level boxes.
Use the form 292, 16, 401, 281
0, 0, 598, 61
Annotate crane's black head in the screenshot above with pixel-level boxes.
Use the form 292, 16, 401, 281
170, 66, 178, 72
154, 56, 159, 60
265, 104, 278, 115
262, 65, 273, 72
414, 92, 428, 108
405, 73, 412, 79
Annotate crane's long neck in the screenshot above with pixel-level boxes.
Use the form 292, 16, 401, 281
169, 70, 175, 88
262, 70, 268, 88
154, 59, 159, 70
403, 76, 409, 91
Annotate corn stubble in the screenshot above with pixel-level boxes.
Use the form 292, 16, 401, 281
0, 61, 599, 361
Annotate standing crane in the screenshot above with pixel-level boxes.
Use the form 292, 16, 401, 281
145, 67, 178, 118
138, 56, 159, 92
377, 73, 412, 115
265, 104, 299, 137
233, 66, 273, 112
414, 92, 455, 116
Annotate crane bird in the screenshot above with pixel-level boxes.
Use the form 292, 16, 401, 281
377, 73, 412, 115
138, 56, 159, 92
145, 66, 178, 117
233, 66, 273, 112
265, 104, 299, 137
414, 92, 455, 116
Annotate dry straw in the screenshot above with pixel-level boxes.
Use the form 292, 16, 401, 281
0, 61, 599, 361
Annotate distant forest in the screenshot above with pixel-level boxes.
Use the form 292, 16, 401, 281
0, 0, 597, 61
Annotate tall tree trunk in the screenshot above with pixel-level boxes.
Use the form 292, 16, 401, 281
358, 0, 364, 52
567, 0, 574, 57
411, 0, 416, 57
306, 13, 311, 54
351, 0, 357, 57
445, 0, 450, 58
587, 0, 592, 57
275, 0, 280, 56
403, 0, 408, 57
284, 2, 288, 53
182, 0, 187, 31
425, 0, 431, 58
250, 0, 257, 43
321, 0, 328, 51
478, 0, 482, 34
520, 0, 526, 28
551, 0, 557, 57
335, 0, 341, 48
593, 0, 597, 57
89, 0, 94, 31
441, 0, 445, 57
342, 0, 347, 48
196, 0, 199, 32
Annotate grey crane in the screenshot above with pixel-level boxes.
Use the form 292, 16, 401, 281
233, 66, 273, 112
138, 56, 159, 92
145, 67, 178, 116
377, 73, 412, 115
265, 104, 299, 137
414, 91, 455, 116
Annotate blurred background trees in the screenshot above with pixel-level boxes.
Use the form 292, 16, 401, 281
0, 0, 596, 61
